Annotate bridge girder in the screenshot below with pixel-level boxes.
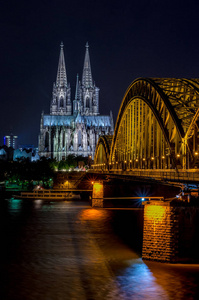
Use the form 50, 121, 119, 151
94, 78, 199, 170
110, 78, 199, 170
94, 135, 113, 169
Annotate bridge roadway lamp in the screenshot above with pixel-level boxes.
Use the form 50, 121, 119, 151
141, 198, 145, 201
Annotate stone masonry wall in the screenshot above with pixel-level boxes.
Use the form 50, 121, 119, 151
92, 182, 104, 208
142, 201, 179, 262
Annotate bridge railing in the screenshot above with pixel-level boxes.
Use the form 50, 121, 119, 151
91, 167, 199, 182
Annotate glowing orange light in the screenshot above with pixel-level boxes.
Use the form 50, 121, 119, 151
80, 209, 108, 220
177, 154, 180, 158
145, 205, 165, 221
195, 152, 198, 156
151, 157, 154, 160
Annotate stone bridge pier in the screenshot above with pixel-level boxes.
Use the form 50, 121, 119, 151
142, 200, 199, 263
92, 181, 104, 208
92, 182, 199, 263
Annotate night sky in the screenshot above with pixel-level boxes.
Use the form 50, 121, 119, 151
1, 0, 199, 146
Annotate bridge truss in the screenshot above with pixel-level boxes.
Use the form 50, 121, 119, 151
94, 78, 199, 171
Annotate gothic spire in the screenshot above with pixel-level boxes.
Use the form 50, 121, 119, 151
75, 74, 80, 100
56, 42, 67, 87
82, 42, 93, 88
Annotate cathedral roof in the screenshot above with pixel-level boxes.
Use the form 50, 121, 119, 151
75, 111, 84, 123
44, 115, 74, 126
85, 116, 112, 127
43, 115, 112, 127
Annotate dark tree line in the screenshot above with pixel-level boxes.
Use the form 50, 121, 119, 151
0, 155, 88, 188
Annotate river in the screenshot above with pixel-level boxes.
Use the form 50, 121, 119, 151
1, 198, 199, 299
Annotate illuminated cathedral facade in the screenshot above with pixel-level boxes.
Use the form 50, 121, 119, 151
38, 43, 114, 160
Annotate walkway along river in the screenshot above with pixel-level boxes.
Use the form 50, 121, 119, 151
2, 197, 199, 299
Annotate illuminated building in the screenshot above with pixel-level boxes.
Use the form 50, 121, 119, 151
38, 42, 114, 160
4, 134, 18, 149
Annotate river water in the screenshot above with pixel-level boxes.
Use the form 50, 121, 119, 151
1, 198, 199, 300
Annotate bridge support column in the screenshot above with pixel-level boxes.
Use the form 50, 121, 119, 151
92, 181, 104, 208
142, 200, 199, 263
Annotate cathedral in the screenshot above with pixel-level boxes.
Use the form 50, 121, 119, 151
38, 43, 114, 161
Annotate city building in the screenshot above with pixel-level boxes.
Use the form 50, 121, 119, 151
4, 134, 18, 149
38, 43, 114, 160
13, 147, 39, 162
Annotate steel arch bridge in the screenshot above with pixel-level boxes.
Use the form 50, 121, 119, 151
94, 78, 199, 173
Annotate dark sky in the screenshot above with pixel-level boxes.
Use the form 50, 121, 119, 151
1, 0, 199, 146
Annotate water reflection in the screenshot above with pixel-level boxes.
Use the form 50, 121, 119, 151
117, 259, 168, 299
2, 199, 199, 299
8, 198, 22, 211
34, 199, 43, 209
80, 208, 109, 220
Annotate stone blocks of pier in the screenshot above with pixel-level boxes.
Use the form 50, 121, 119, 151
142, 200, 199, 263
92, 182, 104, 208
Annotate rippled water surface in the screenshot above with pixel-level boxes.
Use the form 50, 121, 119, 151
1, 198, 199, 299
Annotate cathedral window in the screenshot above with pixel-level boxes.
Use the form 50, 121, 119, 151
60, 97, 64, 107
78, 130, 82, 146
45, 132, 49, 151
86, 97, 90, 108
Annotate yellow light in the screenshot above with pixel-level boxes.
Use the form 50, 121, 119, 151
145, 205, 165, 221
162, 156, 165, 159
91, 181, 94, 185
130, 160, 132, 163
143, 158, 145, 161
80, 208, 107, 221
177, 154, 180, 158
116, 162, 118, 164
124, 160, 127, 163
136, 159, 138, 162
151, 157, 154, 160
195, 152, 198, 156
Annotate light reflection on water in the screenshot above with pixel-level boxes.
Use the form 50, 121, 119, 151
117, 259, 168, 299
2, 199, 199, 299
8, 198, 22, 211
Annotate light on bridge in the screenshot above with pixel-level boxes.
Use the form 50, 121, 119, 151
143, 158, 145, 161
141, 198, 145, 201
124, 160, 127, 163
135, 159, 138, 162
195, 152, 198, 156
151, 157, 154, 160
177, 154, 180, 158
162, 156, 165, 159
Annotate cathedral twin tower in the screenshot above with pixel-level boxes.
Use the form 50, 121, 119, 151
38, 43, 114, 160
